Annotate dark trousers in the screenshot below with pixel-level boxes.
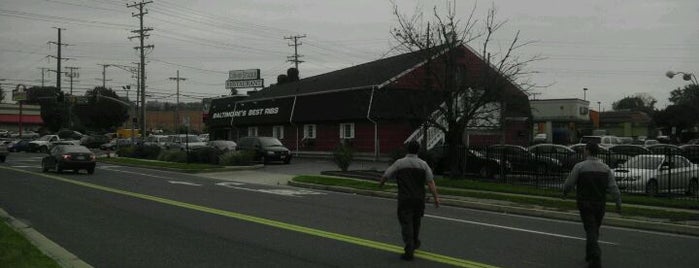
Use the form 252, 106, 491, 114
397, 198, 425, 254
578, 200, 606, 267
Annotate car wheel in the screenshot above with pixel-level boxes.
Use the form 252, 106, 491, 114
686, 179, 698, 196
55, 163, 62, 173
87, 167, 95, 175
646, 180, 659, 197
39, 146, 48, 153
479, 166, 494, 179
41, 162, 48, 173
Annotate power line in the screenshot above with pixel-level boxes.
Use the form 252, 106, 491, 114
285, 34, 306, 71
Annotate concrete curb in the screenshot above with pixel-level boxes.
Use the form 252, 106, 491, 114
288, 181, 699, 237
0, 208, 92, 268
97, 158, 264, 173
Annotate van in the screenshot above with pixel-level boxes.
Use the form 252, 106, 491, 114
237, 136, 291, 164
579, 135, 621, 148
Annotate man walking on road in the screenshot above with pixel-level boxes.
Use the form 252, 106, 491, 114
563, 142, 621, 268
379, 141, 440, 261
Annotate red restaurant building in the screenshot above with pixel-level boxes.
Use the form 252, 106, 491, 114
206, 45, 531, 158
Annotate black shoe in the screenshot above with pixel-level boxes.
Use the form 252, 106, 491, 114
414, 240, 421, 250
400, 253, 414, 261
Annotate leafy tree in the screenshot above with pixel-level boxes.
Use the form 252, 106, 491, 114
612, 93, 656, 114
24, 86, 68, 132
669, 84, 699, 106
390, 1, 538, 175
73, 87, 129, 131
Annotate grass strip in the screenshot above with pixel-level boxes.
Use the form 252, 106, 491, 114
0, 221, 60, 268
293, 175, 699, 222
99, 157, 222, 171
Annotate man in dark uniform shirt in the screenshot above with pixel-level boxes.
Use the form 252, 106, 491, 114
379, 141, 440, 261
563, 142, 621, 268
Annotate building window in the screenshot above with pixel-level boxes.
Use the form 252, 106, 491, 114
247, 126, 258, 137
339, 123, 355, 139
303, 124, 316, 139
273, 125, 284, 139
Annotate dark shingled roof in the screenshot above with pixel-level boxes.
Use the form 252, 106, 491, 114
241, 47, 445, 101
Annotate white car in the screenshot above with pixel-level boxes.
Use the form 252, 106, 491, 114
613, 154, 699, 196
164, 134, 207, 151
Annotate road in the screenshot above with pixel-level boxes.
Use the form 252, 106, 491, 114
1, 152, 698, 267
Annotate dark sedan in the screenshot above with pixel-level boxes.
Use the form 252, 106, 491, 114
430, 145, 511, 178
485, 144, 562, 174
41, 145, 96, 174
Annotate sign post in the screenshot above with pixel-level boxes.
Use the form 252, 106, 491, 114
12, 85, 27, 137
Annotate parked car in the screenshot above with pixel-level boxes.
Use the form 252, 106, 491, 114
429, 145, 511, 178
579, 135, 621, 148
680, 145, 699, 164
7, 139, 31, 152
237, 136, 291, 164
643, 139, 659, 146
207, 140, 237, 152
613, 154, 699, 196
144, 135, 169, 148
687, 139, 699, 145
164, 134, 207, 151
646, 144, 682, 155
569, 143, 622, 168
100, 138, 136, 151
0, 129, 9, 138
532, 133, 547, 144
199, 133, 210, 142
528, 143, 579, 170
28, 135, 61, 152
0, 141, 8, 162
80, 135, 110, 148
41, 145, 96, 174
484, 144, 561, 174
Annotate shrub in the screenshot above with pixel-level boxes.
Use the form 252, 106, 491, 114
332, 143, 354, 171
157, 150, 188, 163
132, 145, 161, 160
219, 150, 255, 166
189, 147, 224, 165
116, 146, 135, 157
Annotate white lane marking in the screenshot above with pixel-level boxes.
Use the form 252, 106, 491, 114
168, 181, 202, 186
215, 182, 325, 197
426, 214, 618, 245
98, 166, 174, 180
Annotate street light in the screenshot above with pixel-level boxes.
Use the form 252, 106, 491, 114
666, 70, 698, 85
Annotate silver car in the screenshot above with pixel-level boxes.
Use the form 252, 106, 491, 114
614, 154, 699, 196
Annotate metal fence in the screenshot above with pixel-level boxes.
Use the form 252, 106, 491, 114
432, 144, 699, 201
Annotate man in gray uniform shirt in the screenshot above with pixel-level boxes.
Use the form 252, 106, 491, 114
563, 142, 621, 268
379, 141, 440, 261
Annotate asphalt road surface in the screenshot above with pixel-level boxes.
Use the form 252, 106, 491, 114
1, 152, 698, 267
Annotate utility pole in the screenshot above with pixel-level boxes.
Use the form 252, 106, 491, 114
37, 67, 50, 87
128, 0, 154, 139
65, 67, 79, 128
284, 34, 306, 70
169, 70, 186, 132
48, 27, 70, 91
65, 67, 79, 95
97, 64, 113, 88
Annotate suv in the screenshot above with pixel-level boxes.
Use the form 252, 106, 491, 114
237, 136, 291, 164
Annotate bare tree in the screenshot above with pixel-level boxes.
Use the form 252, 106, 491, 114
390, 1, 541, 176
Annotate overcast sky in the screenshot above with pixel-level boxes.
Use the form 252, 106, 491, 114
1, 0, 697, 111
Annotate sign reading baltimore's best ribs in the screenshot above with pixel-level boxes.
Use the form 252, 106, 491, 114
211, 97, 294, 125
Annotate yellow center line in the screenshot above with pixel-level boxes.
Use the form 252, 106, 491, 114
1, 166, 497, 268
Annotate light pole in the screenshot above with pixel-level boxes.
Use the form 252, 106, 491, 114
666, 70, 698, 85
583, 87, 588, 101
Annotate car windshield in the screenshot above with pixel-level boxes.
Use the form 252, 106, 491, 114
259, 137, 283, 147
38, 135, 53, 141
622, 155, 664, 170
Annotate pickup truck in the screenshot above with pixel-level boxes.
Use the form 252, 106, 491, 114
28, 135, 80, 153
